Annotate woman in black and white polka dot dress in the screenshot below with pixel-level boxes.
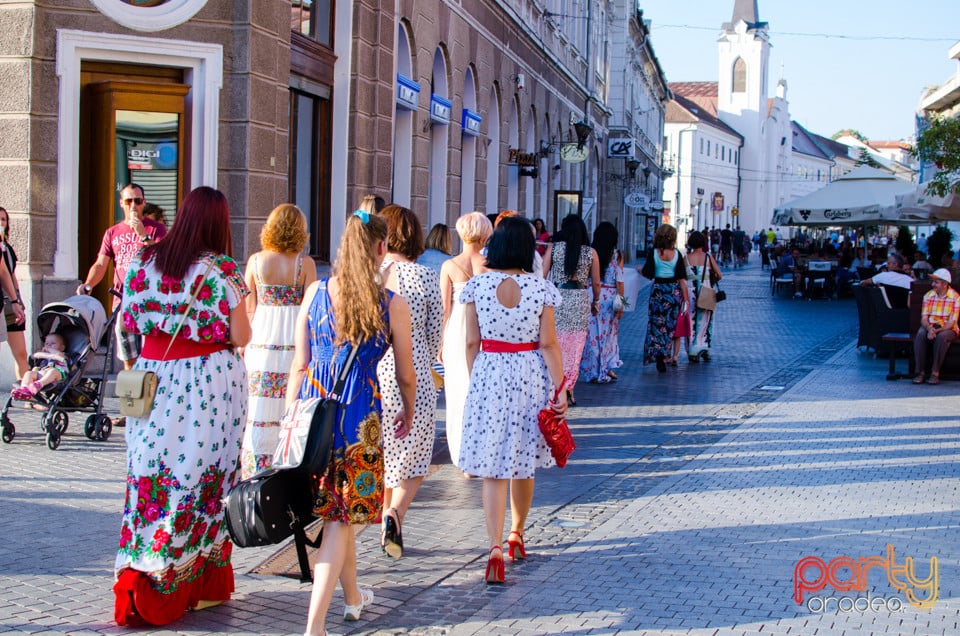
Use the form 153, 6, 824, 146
376, 205, 443, 558
458, 217, 567, 584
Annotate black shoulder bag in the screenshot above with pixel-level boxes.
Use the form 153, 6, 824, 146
225, 344, 359, 583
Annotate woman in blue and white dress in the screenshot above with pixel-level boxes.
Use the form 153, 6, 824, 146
580, 222, 624, 383
459, 217, 566, 585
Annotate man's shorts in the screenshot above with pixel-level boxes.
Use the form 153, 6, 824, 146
115, 317, 142, 361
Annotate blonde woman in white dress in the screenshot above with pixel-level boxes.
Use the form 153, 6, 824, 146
240, 204, 316, 477
439, 212, 492, 469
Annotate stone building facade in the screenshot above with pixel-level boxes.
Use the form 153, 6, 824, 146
0, 0, 669, 377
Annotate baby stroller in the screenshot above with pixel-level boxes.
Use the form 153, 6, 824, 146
0, 295, 117, 450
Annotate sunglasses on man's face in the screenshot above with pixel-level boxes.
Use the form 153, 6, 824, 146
123, 198, 144, 206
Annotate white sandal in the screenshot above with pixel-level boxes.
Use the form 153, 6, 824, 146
343, 587, 374, 621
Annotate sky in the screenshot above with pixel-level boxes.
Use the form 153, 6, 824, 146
641, 0, 960, 142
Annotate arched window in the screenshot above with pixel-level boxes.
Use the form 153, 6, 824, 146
460, 66, 479, 216
392, 22, 415, 206
428, 47, 450, 227
485, 86, 501, 215
507, 96, 520, 211
525, 105, 536, 216
732, 58, 746, 93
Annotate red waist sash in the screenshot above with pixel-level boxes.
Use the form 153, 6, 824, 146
142, 334, 231, 360
481, 339, 539, 353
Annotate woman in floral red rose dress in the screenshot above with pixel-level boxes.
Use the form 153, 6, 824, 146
112, 187, 251, 627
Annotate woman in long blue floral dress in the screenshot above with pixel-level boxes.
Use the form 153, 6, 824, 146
113, 187, 251, 627
580, 222, 624, 383
291, 211, 415, 636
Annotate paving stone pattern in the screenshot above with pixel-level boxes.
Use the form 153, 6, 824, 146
1, 256, 956, 635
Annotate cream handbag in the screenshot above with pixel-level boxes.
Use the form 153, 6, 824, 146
116, 370, 159, 417
114, 260, 214, 418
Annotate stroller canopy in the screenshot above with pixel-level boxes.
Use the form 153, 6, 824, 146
37, 295, 108, 349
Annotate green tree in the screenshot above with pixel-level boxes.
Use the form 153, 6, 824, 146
895, 225, 915, 261
855, 147, 882, 169
912, 115, 960, 197
831, 129, 868, 143
926, 225, 954, 269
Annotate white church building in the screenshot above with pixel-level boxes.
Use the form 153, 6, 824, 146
663, 0, 857, 238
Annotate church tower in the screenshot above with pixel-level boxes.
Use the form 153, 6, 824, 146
717, 0, 771, 234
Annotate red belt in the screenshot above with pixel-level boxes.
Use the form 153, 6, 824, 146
142, 334, 231, 360
481, 339, 539, 353
601, 285, 617, 289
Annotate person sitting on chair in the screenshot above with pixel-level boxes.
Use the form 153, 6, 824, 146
776, 247, 803, 297
861, 254, 912, 289
913, 268, 960, 385
912, 252, 933, 279
11, 333, 68, 400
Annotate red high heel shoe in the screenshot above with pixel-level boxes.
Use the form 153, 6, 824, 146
485, 546, 504, 584
506, 531, 526, 561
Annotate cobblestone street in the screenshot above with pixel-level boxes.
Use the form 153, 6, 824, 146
1, 257, 957, 635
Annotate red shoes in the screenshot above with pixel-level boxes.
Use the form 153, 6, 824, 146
506, 531, 526, 561
484, 546, 504, 584
485, 532, 527, 582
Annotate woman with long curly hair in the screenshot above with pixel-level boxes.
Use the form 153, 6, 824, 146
113, 187, 251, 626
291, 210, 415, 636
240, 204, 317, 477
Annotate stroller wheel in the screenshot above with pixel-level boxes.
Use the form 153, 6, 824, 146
43, 411, 68, 436
84, 415, 97, 440
1, 422, 14, 443
46, 431, 60, 450
95, 414, 112, 442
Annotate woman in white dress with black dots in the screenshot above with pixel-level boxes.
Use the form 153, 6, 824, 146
458, 217, 566, 584
376, 204, 443, 558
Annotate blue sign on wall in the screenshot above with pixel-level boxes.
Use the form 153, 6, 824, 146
461, 109, 482, 136
396, 75, 420, 111
430, 94, 451, 124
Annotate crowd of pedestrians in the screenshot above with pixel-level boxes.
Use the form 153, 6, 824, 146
0, 181, 784, 632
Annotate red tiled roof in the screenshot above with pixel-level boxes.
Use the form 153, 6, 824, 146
666, 94, 743, 141
669, 81, 718, 98
669, 82, 718, 117
870, 141, 911, 150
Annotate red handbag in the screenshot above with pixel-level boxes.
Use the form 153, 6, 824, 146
674, 308, 691, 338
537, 381, 576, 467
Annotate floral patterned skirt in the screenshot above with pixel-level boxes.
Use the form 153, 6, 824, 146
311, 410, 385, 524
644, 282, 682, 364
113, 351, 247, 626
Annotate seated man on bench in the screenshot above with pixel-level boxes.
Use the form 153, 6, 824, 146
861, 253, 913, 308
913, 268, 960, 385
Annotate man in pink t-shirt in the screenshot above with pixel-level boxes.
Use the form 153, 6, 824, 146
77, 183, 167, 369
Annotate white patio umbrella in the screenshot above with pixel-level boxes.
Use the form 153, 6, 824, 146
895, 182, 960, 223
772, 165, 918, 226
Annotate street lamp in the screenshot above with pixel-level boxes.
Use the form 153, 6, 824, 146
539, 119, 596, 157
573, 119, 593, 150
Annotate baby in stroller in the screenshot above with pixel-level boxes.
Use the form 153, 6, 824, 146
11, 333, 69, 400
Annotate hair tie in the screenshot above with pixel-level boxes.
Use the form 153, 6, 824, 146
353, 210, 370, 224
